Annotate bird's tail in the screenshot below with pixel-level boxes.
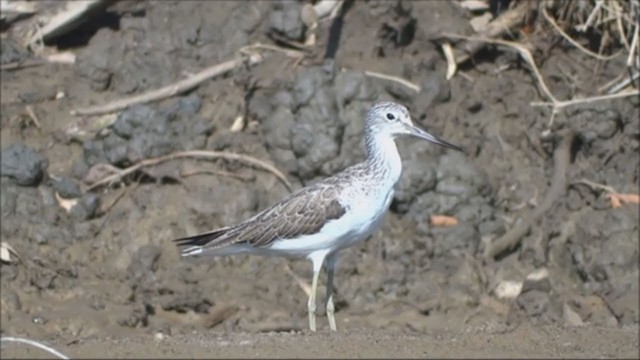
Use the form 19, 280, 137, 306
173, 227, 234, 257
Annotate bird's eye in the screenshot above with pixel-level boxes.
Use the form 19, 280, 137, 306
386, 113, 395, 120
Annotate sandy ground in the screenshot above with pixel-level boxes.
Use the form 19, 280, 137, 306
2, 324, 638, 359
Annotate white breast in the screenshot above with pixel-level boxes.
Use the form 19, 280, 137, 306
268, 184, 395, 256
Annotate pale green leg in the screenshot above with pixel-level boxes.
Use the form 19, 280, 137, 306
325, 253, 339, 331
308, 250, 329, 332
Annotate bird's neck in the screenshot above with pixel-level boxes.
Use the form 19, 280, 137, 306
364, 130, 402, 185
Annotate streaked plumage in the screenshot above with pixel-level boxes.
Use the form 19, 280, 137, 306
173, 101, 461, 331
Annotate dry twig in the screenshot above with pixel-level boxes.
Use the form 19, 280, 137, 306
28, 0, 111, 46
86, 150, 292, 192
362, 70, 421, 92
179, 169, 255, 182
530, 89, 640, 110
442, 0, 533, 66
97, 187, 128, 215
24, 105, 41, 129
71, 43, 304, 117
572, 178, 618, 194
71, 53, 264, 116
239, 42, 308, 59
0, 51, 75, 71
542, 8, 621, 61
284, 263, 312, 297
442, 33, 559, 104
0, 336, 69, 360
443, 33, 640, 119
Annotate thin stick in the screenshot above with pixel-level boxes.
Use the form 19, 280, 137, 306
542, 8, 621, 61
627, 21, 639, 68
0, 52, 76, 71
97, 186, 128, 215
612, 0, 630, 51
284, 263, 312, 297
28, 0, 111, 45
179, 169, 255, 182
0, 59, 46, 71
484, 131, 574, 260
0, 336, 69, 360
530, 89, 640, 109
86, 150, 292, 192
441, 33, 559, 104
445, 0, 531, 65
239, 42, 308, 59
576, 0, 604, 32
70, 53, 264, 116
598, 71, 627, 93
25, 105, 42, 129
572, 178, 617, 194
363, 70, 421, 92
608, 72, 639, 94
442, 42, 457, 80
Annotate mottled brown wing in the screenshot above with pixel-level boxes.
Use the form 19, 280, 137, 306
185, 184, 347, 251
237, 184, 346, 247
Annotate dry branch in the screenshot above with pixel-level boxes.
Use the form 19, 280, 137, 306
28, 0, 111, 45
0, 51, 76, 71
444, 0, 534, 66
442, 33, 559, 104
484, 131, 574, 260
530, 89, 640, 110
0, 336, 69, 360
541, 8, 621, 61
442, 33, 640, 115
70, 53, 264, 116
362, 70, 421, 92
85, 150, 292, 192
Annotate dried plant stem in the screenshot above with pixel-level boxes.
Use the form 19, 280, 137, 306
442, 33, 639, 115
447, 0, 532, 65
71, 53, 264, 116
542, 8, 621, 61
86, 150, 292, 192
1, 336, 69, 360
362, 70, 421, 92
442, 33, 559, 104
284, 263, 312, 297
530, 89, 640, 109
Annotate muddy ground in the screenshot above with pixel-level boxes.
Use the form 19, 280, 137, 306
1, 1, 638, 358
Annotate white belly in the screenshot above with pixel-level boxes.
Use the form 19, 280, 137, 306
268, 188, 395, 256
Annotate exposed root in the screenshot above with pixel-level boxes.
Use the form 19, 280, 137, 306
484, 130, 575, 260
541, 8, 622, 61
70, 52, 264, 116
85, 150, 293, 192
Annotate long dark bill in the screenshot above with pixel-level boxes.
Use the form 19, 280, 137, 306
407, 124, 462, 152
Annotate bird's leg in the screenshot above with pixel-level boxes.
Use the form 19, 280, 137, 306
308, 268, 320, 332
308, 250, 329, 332
324, 253, 339, 331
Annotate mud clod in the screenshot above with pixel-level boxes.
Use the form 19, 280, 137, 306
51, 176, 82, 199
0, 144, 49, 186
269, 0, 306, 41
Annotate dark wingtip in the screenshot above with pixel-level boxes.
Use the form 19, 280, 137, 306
172, 228, 230, 248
